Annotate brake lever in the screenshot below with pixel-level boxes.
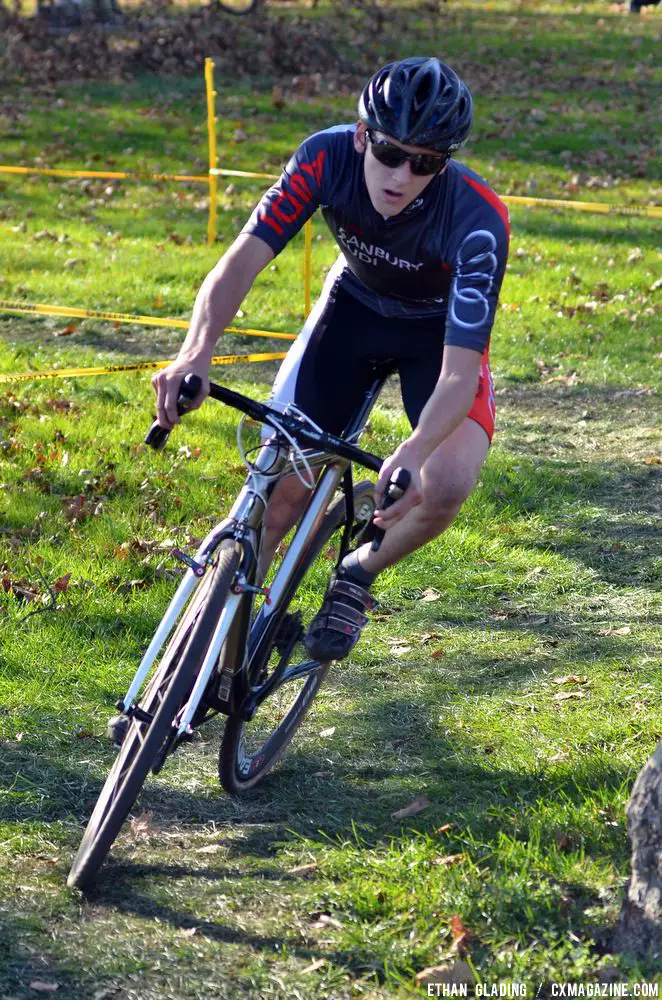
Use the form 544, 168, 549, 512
145, 373, 202, 450
371, 467, 411, 552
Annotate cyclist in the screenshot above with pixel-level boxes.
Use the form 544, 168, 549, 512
152, 56, 510, 662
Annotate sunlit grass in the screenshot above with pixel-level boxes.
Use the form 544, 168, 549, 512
0, 1, 661, 994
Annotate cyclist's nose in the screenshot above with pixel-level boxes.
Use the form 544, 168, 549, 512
389, 160, 412, 182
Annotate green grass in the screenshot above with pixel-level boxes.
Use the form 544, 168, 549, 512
1, 0, 662, 995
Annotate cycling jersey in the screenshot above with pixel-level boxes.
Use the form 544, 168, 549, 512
242, 124, 510, 354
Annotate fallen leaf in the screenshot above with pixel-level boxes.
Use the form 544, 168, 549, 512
553, 691, 586, 701
301, 958, 325, 974
435, 823, 452, 835
310, 912, 342, 929
392, 794, 431, 820
53, 323, 78, 337
129, 811, 153, 838
29, 985, 59, 994
553, 674, 588, 685
287, 862, 318, 876
598, 626, 631, 636
433, 853, 465, 867
643, 456, 661, 465
180, 926, 198, 937
450, 914, 473, 955
52, 573, 72, 592
419, 588, 440, 602
414, 960, 476, 987
271, 84, 286, 110
319, 726, 335, 738
554, 830, 573, 852
389, 643, 412, 656
195, 844, 223, 854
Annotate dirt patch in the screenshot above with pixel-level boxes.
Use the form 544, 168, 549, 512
495, 382, 661, 466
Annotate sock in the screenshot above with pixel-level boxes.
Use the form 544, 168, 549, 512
339, 548, 378, 588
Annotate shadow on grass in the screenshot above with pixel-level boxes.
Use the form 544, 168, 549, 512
0, 927, 104, 1000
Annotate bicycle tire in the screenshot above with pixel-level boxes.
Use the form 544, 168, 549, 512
67, 540, 241, 891
218, 481, 377, 794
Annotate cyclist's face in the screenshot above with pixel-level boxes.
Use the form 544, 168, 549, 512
354, 122, 448, 218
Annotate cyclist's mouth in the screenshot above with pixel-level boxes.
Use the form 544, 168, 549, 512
382, 188, 404, 204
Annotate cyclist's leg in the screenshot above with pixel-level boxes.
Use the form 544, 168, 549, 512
306, 347, 495, 659
259, 282, 380, 576
359, 416, 490, 574
356, 348, 495, 574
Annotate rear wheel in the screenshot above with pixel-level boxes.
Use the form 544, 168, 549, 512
218, 481, 376, 794
67, 541, 241, 890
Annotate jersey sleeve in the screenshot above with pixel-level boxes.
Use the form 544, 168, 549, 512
240, 131, 332, 256
444, 179, 510, 353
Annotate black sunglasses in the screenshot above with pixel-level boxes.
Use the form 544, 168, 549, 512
365, 129, 448, 176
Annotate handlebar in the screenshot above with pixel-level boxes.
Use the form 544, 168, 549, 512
146, 373, 385, 475
145, 375, 411, 552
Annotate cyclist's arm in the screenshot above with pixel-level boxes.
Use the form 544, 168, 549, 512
152, 234, 274, 429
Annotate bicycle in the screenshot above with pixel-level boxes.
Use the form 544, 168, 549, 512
67, 372, 409, 891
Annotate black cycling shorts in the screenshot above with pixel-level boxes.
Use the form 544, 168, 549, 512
269, 279, 495, 440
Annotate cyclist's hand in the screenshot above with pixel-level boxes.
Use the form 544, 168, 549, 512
151, 362, 209, 430
374, 444, 424, 529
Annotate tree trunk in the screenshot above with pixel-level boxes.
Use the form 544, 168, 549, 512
613, 740, 662, 961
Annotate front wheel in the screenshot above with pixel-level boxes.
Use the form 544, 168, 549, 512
218, 481, 377, 794
67, 540, 241, 891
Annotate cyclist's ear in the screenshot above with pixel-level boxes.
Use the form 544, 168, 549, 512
354, 122, 368, 154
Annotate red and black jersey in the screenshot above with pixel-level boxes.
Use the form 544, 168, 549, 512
242, 124, 510, 354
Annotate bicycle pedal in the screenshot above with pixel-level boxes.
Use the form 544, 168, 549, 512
107, 713, 129, 747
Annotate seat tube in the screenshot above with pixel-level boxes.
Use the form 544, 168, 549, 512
259, 462, 346, 620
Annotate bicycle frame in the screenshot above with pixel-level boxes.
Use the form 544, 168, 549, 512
117, 375, 386, 740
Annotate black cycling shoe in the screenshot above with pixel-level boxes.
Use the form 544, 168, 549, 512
304, 570, 377, 662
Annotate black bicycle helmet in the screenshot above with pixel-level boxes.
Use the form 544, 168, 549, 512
358, 57, 473, 153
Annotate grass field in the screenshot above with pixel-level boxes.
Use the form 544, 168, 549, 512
1, 0, 661, 995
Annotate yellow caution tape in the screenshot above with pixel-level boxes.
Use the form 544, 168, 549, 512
503, 195, 662, 219
3, 165, 659, 216
210, 167, 279, 181
0, 164, 209, 184
205, 57, 219, 247
0, 352, 287, 383
0, 300, 296, 341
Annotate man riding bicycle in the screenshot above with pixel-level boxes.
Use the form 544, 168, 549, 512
152, 56, 510, 664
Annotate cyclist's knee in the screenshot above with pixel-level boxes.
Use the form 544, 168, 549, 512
263, 477, 310, 534
420, 477, 473, 525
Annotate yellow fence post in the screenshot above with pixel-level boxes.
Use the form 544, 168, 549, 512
205, 57, 218, 247
303, 219, 312, 317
